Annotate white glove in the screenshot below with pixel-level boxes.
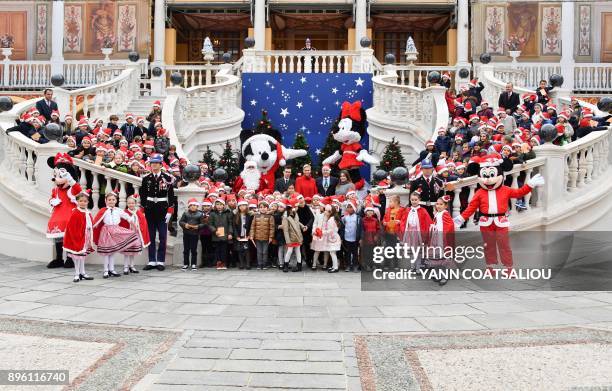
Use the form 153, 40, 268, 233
165, 213, 172, 224
527, 173, 545, 187
59, 170, 76, 186
49, 198, 61, 207
453, 215, 465, 230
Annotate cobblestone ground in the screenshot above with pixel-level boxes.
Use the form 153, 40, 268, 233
1, 255, 612, 390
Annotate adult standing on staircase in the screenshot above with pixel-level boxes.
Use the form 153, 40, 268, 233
140, 154, 175, 271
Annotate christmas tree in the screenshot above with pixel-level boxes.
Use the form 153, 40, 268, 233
218, 141, 240, 185
317, 118, 342, 176
254, 109, 282, 142
378, 137, 405, 172
290, 131, 311, 176
200, 146, 217, 170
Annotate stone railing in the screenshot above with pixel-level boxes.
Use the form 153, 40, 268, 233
74, 159, 142, 213
53, 64, 141, 122
493, 67, 527, 88
561, 126, 610, 193
394, 65, 471, 89
162, 64, 244, 160
241, 49, 366, 73
477, 64, 535, 110
0, 58, 148, 89
448, 157, 546, 228
164, 64, 222, 88
574, 64, 612, 92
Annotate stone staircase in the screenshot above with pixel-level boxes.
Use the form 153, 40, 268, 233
121, 95, 165, 122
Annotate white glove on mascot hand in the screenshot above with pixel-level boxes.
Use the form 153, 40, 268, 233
527, 173, 545, 187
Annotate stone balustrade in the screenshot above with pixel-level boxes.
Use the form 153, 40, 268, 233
0, 58, 148, 89
53, 64, 141, 123
241, 49, 367, 74
394, 65, 470, 89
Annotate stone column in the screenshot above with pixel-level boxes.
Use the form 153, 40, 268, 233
560, 0, 575, 91
354, 0, 367, 50
254, 0, 266, 50
50, 0, 65, 76
532, 144, 567, 214
456, 0, 469, 65
153, 0, 166, 65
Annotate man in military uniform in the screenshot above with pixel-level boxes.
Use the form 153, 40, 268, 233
140, 154, 175, 271
409, 159, 444, 218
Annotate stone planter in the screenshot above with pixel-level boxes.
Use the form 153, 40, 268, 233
508, 50, 521, 66
101, 47, 113, 62
1, 47, 13, 60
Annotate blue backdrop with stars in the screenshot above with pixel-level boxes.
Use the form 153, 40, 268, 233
241, 73, 373, 166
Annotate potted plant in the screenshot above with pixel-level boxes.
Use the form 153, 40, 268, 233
0, 34, 14, 59
100, 34, 115, 61
506, 35, 526, 65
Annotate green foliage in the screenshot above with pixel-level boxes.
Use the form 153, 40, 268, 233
378, 137, 405, 172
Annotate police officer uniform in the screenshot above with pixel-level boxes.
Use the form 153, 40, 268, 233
409, 159, 444, 218
140, 155, 175, 270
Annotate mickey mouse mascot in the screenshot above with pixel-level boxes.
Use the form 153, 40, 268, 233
46, 153, 82, 268
234, 133, 307, 193
453, 153, 545, 271
323, 101, 379, 189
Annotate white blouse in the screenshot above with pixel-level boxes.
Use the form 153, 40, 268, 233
103, 207, 132, 226
407, 207, 420, 228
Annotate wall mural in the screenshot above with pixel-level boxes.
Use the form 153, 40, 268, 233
36, 4, 47, 55
117, 4, 137, 52
86, 1, 115, 53
578, 5, 591, 56
507, 3, 538, 56
541, 6, 561, 55
485, 6, 505, 55
64, 4, 83, 53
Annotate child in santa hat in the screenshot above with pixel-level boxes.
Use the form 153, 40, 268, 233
179, 198, 205, 270
119, 194, 150, 274
398, 191, 433, 273
63, 190, 95, 283
360, 203, 382, 272
93, 191, 142, 278
208, 198, 234, 270
427, 195, 455, 285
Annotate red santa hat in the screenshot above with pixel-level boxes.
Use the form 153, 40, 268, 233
157, 128, 168, 137
582, 109, 593, 118
531, 135, 541, 144
153, 100, 161, 108
102, 128, 112, 136
237, 199, 248, 207
469, 114, 479, 122
345, 199, 357, 211
442, 72, 450, 79
474, 153, 504, 168
125, 113, 134, 120
436, 164, 448, 175
248, 200, 258, 209
364, 202, 376, 213
496, 108, 506, 115
455, 163, 466, 171
558, 111, 570, 120
129, 143, 141, 150
188, 198, 200, 207
468, 79, 478, 87
137, 116, 145, 124
143, 140, 155, 150
113, 129, 123, 136
51, 110, 60, 118
53, 153, 74, 166
201, 198, 212, 206
426, 140, 435, 147
214, 197, 226, 205
376, 180, 390, 189
480, 100, 489, 107
547, 104, 557, 112
501, 144, 513, 153
464, 101, 473, 111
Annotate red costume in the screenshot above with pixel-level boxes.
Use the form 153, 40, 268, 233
120, 208, 151, 248
47, 182, 82, 238
430, 209, 455, 249
460, 181, 534, 268
62, 208, 95, 256
398, 206, 432, 243
383, 206, 406, 235
338, 143, 364, 170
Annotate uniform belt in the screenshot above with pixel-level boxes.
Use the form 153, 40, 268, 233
148, 197, 168, 202
482, 213, 505, 217
419, 201, 435, 206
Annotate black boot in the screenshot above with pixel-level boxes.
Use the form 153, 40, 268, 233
283, 263, 289, 272
64, 257, 75, 269
47, 242, 64, 268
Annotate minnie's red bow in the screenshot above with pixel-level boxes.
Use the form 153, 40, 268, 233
341, 101, 362, 122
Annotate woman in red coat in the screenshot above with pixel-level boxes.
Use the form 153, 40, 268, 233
63, 191, 95, 282
119, 194, 150, 274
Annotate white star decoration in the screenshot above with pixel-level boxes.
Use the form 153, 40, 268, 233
250, 99, 257, 106
280, 108, 290, 118
331, 88, 338, 94
265, 80, 270, 86
300, 125, 307, 132
355, 77, 365, 87
315, 149, 321, 155
309, 93, 316, 100
300, 77, 307, 84
296, 102, 303, 108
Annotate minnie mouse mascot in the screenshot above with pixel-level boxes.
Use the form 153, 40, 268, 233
323, 101, 379, 189
46, 153, 82, 268
453, 154, 544, 272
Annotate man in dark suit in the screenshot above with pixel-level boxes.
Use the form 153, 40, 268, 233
498, 83, 520, 114
409, 159, 444, 218
316, 164, 339, 197
35, 89, 59, 122
274, 167, 295, 193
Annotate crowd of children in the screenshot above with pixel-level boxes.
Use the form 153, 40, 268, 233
13, 75, 609, 281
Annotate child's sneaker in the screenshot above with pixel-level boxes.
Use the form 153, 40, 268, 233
181, 265, 188, 270
191, 265, 197, 271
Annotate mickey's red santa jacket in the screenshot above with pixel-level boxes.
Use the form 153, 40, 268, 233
460, 183, 533, 228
